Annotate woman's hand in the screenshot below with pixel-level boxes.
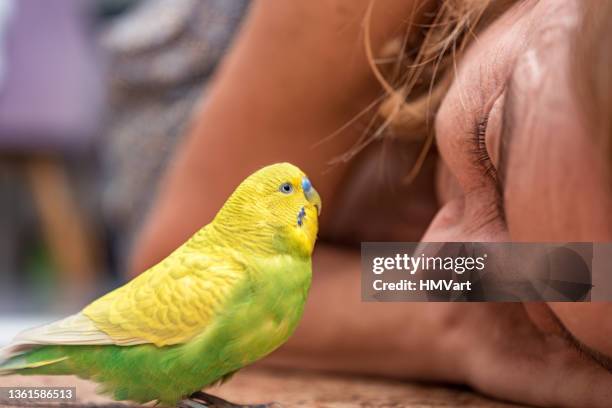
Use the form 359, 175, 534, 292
450, 303, 612, 408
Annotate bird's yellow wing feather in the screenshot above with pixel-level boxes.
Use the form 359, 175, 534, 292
83, 248, 246, 347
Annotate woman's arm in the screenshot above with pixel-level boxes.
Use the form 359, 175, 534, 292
128, 0, 426, 275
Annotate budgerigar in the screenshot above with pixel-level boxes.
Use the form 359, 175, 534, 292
0, 163, 322, 408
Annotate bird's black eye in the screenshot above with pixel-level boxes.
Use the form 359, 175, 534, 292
279, 182, 294, 194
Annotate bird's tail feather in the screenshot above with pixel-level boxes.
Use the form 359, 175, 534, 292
0, 344, 17, 374
0, 344, 67, 375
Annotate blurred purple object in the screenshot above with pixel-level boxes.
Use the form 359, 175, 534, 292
0, 0, 105, 153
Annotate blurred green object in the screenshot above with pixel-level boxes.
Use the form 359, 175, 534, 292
24, 241, 56, 310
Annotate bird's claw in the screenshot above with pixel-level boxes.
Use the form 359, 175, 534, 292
181, 391, 281, 408
178, 400, 209, 408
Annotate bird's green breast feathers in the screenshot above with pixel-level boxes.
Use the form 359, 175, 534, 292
200, 253, 312, 368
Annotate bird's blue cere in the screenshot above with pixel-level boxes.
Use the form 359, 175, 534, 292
302, 177, 312, 193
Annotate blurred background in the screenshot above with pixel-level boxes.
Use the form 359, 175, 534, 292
0, 0, 249, 343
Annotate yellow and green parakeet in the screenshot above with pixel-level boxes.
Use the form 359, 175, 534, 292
0, 163, 322, 408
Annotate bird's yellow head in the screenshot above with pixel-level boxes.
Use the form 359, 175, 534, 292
213, 163, 322, 257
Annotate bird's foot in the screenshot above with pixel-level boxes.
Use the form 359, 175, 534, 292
178, 391, 281, 408
178, 400, 209, 408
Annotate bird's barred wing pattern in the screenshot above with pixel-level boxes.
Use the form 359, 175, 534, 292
83, 252, 246, 347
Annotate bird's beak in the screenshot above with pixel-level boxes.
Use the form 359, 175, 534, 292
305, 187, 322, 216
302, 176, 322, 216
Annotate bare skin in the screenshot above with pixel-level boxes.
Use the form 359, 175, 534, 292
130, 1, 612, 407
